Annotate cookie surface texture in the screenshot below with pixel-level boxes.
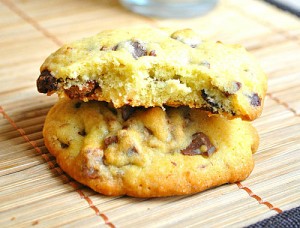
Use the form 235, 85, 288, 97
37, 28, 267, 120
43, 98, 259, 197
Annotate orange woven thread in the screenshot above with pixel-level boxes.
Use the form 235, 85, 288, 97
68, 179, 115, 227
236, 182, 283, 213
1, 0, 63, 46
83, 194, 115, 228
0, 106, 63, 177
0, 106, 115, 227
267, 93, 298, 116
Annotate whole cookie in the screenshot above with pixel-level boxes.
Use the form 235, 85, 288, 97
37, 28, 267, 120
43, 98, 259, 197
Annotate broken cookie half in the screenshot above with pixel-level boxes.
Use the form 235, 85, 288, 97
37, 28, 267, 121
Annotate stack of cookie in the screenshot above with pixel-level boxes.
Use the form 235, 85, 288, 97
37, 28, 267, 197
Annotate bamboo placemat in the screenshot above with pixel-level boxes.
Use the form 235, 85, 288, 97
0, 0, 299, 227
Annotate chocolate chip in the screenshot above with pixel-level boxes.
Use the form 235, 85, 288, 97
82, 166, 99, 179
130, 41, 147, 59
37, 70, 58, 93
201, 90, 219, 108
181, 132, 216, 156
82, 148, 103, 178
65, 81, 99, 99
112, 44, 119, 51
121, 105, 136, 121
104, 135, 118, 148
60, 141, 69, 149
171, 161, 177, 166
78, 129, 86, 136
75, 102, 82, 109
100, 46, 109, 51
149, 50, 157, 56
250, 93, 261, 106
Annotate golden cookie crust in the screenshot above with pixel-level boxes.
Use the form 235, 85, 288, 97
37, 28, 267, 120
43, 98, 259, 197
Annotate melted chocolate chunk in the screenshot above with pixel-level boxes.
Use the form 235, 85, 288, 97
37, 70, 58, 93
130, 41, 147, 59
250, 93, 261, 106
181, 132, 216, 156
201, 90, 219, 108
82, 148, 103, 178
82, 166, 99, 179
121, 105, 137, 121
65, 81, 99, 99
104, 135, 118, 148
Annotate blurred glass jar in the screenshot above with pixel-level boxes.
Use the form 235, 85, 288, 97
119, 0, 218, 18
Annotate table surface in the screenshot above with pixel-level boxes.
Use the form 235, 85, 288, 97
1, 0, 300, 227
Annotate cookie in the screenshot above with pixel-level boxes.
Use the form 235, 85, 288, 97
43, 98, 259, 197
37, 28, 267, 121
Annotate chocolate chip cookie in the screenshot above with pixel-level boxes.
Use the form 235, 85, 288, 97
43, 98, 259, 197
37, 28, 267, 121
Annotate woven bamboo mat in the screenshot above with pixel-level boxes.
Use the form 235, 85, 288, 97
1, 0, 300, 227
